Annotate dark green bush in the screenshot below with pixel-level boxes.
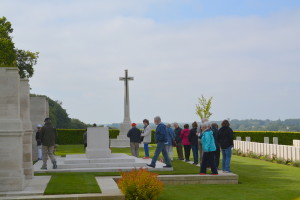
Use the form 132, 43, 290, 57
109, 129, 120, 139
57, 129, 120, 145
57, 129, 86, 145
57, 129, 300, 146
234, 131, 300, 145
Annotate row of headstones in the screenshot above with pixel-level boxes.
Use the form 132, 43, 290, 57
234, 137, 300, 161
0, 67, 48, 192
293, 140, 300, 147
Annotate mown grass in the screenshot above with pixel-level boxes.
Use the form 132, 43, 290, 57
41, 145, 300, 199
160, 156, 300, 200
44, 173, 101, 195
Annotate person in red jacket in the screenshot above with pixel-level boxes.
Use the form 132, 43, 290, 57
180, 124, 191, 162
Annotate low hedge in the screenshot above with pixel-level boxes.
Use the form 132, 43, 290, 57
57, 129, 86, 145
234, 131, 300, 145
57, 129, 300, 146
57, 129, 120, 145
57, 129, 156, 145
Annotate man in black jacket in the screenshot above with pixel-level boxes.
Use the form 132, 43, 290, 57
218, 120, 234, 173
174, 123, 184, 160
127, 123, 141, 157
40, 118, 57, 170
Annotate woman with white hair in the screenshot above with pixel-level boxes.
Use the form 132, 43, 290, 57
199, 121, 218, 175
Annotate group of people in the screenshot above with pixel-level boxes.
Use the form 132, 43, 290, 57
128, 116, 234, 174
36, 116, 234, 174
35, 118, 58, 170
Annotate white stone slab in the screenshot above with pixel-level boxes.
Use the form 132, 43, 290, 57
0, 67, 25, 192
296, 147, 300, 161
86, 127, 111, 159
34, 154, 172, 173
20, 79, 33, 179
264, 137, 269, 144
283, 146, 288, 160
0, 176, 51, 197
273, 137, 278, 145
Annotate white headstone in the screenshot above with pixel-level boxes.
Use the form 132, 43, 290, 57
264, 137, 269, 144
0, 67, 25, 192
283, 146, 289, 160
273, 137, 278, 145
86, 127, 112, 159
246, 137, 251, 142
296, 147, 300, 161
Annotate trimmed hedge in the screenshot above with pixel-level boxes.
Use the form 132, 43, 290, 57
234, 131, 300, 145
57, 129, 120, 145
57, 129, 85, 145
57, 129, 300, 146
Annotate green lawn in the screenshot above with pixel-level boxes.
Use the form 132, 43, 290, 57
43, 145, 300, 199
44, 173, 101, 195
160, 156, 300, 200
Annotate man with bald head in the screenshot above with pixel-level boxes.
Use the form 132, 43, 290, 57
147, 116, 172, 168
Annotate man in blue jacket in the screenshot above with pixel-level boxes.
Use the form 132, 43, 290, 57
147, 116, 172, 168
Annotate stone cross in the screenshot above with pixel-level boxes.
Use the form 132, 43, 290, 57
119, 69, 134, 124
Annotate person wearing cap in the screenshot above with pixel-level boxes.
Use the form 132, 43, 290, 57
127, 123, 141, 157
40, 118, 58, 170
35, 124, 43, 160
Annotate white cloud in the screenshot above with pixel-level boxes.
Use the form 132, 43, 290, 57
1, 1, 300, 123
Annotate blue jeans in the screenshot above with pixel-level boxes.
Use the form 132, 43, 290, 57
222, 145, 233, 172
144, 143, 149, 157
150, 142, 171, 166
191, 145, 199, 163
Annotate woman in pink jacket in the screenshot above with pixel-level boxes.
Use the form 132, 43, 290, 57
180, 124, 191, 162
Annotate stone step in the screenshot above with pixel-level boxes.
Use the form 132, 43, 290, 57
64, 158, 136, 164
35, 166, 173, 173
58, 162, 146, 169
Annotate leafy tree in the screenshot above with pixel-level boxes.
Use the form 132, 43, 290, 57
16, 49, 39, 78
0, 16, 39, 77
195, 95, 213, 120
0, 16, 16, 67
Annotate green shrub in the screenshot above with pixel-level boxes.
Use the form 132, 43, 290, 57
118, 168, 163, 200
57, 129, 86, 145
57, 129, 120, 145
234, 131, 300, 145
292, 161, 300, 167
264, 155, 273, 162
276, 158, 286, 164
109, 129, 120, 139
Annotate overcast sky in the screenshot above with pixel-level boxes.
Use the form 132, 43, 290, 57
1, 0, 300, 124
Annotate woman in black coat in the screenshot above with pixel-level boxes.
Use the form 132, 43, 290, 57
218, 120, 234, 173
188, 122, 199, 165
